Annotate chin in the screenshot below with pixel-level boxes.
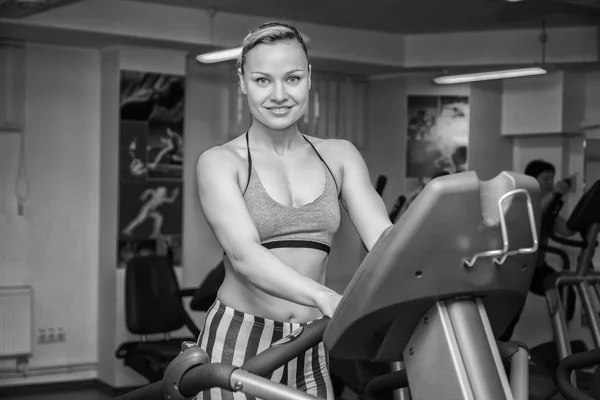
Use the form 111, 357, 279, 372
259, 115, 302, 131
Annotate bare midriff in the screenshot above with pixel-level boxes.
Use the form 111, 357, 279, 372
217, 247, 328, 323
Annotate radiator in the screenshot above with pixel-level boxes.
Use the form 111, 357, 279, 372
0, 286, 33, 358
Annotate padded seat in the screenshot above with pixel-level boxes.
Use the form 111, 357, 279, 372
115, 255, 201, 382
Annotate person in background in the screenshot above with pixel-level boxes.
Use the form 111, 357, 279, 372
500, 159, 577, 341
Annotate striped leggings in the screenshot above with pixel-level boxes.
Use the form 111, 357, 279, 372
195, 299, 334, 400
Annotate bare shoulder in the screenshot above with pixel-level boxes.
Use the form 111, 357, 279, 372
196, 134, 247, 173
303, 136, 359, 162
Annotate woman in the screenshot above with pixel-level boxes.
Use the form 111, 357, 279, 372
195, 22, 393, 399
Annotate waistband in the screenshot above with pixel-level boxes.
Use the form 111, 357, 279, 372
210, 299, 320, 332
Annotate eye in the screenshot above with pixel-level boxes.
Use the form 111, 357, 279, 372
287, 76, 301, 84
256, 77, 270, 86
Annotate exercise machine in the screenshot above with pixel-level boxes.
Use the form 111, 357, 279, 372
115, 255, 201, 382
114, 170, 541, 400
556, 348, 600, 399
543, 179, 600, 388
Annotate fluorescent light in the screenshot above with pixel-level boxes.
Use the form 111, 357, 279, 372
196, 32, 311, 64
433, 67, 548, 85
196, 47, 242, 64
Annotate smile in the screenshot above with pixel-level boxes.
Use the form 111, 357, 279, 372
266, 106, 293, 115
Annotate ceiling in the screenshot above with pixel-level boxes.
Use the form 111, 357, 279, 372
1, 0, 598, 77
130, 0, 600, 34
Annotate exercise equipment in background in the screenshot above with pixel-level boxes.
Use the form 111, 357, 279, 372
541, 179, 600, 392
374, 175, 387, 197
556, 348, 600, 400
115, 255, 201, 382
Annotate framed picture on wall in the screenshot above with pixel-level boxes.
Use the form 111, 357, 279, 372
405, 95, 470, 196
117, 70, 185, 268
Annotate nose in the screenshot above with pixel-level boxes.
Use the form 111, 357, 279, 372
270, 81, 288, 102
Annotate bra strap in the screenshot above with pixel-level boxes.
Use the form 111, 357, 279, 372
302, 135, 340, 197
243, 132, 252, 195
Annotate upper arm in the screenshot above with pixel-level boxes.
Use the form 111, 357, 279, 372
337, 140, 393, 250
196, 147, 261, 263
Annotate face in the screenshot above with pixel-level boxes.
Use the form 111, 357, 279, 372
239, 40, 311, 131
536, 170, 555, 195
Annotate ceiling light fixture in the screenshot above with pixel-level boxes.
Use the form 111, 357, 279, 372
433, 66, 547, 85
433, 19, 551, 85
196, 47, 243, 64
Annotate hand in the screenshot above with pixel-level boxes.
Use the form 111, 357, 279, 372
315, 288, 342, 318
554, 176, 574, 195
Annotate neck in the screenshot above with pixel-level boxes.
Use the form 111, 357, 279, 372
248, 121, 303, 154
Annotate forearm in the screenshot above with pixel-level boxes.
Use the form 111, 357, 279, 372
229, 246, 333, 308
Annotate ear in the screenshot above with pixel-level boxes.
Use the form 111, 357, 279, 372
238, 69, 247, 95
308, 64, 312, 91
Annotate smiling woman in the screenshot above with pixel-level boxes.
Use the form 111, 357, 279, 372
237, 23, 311, 131
194, 21, 393, 400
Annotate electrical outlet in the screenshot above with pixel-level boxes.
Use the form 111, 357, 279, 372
48, 328, 56, 342
37, 328, 66, 343
38, 329, 47, 344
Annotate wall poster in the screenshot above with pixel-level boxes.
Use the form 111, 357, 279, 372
117, 70, 185, 268
405, 95, 469, 196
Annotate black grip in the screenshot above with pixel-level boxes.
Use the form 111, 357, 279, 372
375, 175, 388, 196
556, 349, 600, 400
363, 369, 408, 399
388, 195, 406, 223
179, 363, 237, 397
241, 317, 330, 377
113, 381, 163, 400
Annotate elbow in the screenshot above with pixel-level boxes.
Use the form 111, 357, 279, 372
224, 249, 246, 274
224, 244, 259, 276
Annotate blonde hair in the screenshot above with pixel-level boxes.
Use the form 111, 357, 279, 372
237, 22, 309, 74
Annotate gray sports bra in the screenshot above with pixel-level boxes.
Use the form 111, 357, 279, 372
242, 132, 341, 254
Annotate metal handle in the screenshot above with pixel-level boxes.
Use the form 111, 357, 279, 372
464, 188, 539, 267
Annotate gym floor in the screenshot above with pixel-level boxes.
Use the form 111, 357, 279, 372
2, 389, 113, 400
0, 381, 124, 400
1, 389, 570, 400
1, 390, 571, 400
0, 382, 572, 400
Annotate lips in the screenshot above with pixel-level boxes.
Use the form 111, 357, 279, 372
265, 106, 294, 115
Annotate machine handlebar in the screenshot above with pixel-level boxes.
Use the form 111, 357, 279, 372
240, 317, 330, 377
179, 363, 237, 397
114, 317, 330, 400
556, 349, 600, 400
